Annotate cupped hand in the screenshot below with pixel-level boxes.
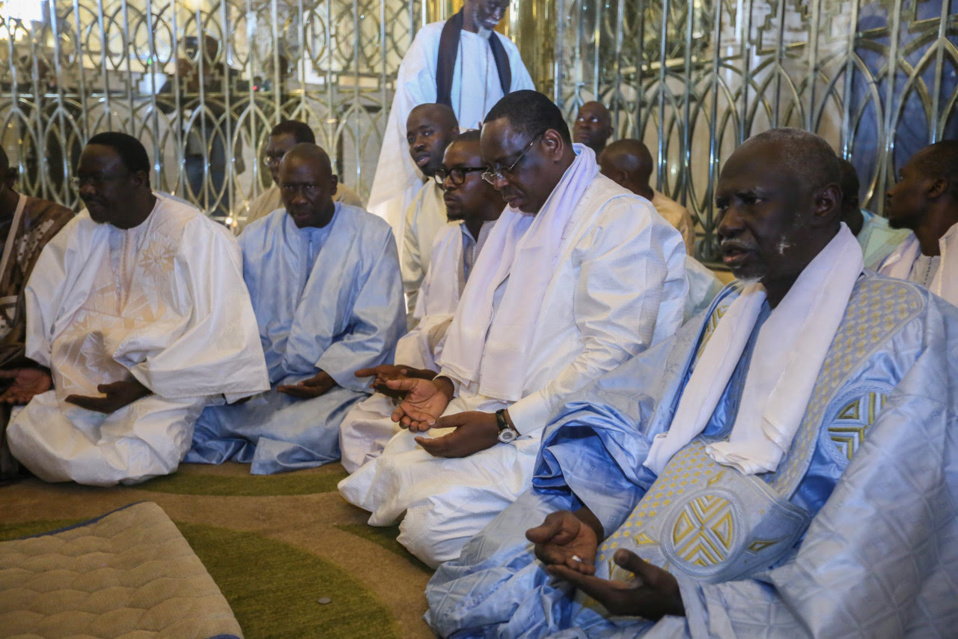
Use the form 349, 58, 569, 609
277, 371, 336, 399
387, 378, 450, 431
0, 367, 52, 405
527, 510, 599, 575
546, 548, 684, 620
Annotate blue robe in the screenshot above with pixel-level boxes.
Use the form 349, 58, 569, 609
187, 204, 405, 474
426, 272, 958, 638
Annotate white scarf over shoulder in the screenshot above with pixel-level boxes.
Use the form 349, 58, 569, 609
644, 224, 864, 475
878, 221, 958, 306
438, 145, 598, 401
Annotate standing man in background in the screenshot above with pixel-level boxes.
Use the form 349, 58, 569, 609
367, 0, 534, 234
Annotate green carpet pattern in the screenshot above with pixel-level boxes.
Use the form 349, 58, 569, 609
0, 463, 435, 638
131, 462, 349, 496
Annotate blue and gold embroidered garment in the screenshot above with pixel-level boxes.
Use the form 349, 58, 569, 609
425, 272, 958, 638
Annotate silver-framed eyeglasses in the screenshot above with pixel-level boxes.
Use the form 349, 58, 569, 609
434, 166, 486, 186
481, 133, 542, 185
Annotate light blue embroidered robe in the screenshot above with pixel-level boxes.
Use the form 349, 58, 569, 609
187, 204, 405, 474
425, 272, 958, 638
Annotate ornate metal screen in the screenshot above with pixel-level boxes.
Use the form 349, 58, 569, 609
1, 0, 955, 259
0, 0, 432, 225
549, 0, 957, 260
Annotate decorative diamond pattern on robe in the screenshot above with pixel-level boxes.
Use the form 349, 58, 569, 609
829, 392, 885, 461
671, 494, 735, 567
768, 277, 923, 495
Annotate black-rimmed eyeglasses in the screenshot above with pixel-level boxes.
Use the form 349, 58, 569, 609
433, 166, 486, 186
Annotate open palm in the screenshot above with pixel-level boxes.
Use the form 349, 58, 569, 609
386, 378, 450, 431
0, 368, 52, 404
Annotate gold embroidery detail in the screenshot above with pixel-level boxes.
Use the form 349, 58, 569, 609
748, 539, 778, 553
829, 392, 886, 461
671, 494, 735, 567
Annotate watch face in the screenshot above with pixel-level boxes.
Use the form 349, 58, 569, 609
497, 428, 517, 443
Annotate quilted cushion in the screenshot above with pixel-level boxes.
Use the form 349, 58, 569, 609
0, 502, 242, 639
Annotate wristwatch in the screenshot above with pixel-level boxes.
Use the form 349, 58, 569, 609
495, 409, 518, 443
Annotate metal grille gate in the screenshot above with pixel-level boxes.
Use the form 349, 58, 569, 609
1, 0, 955, 259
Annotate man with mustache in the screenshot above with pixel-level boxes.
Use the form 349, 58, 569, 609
0, 147, 73, 480
366, 0, 534, 235
339, 130, 504, 473
573, 101, 614, 155
187, 144, 404, 475
877, 140, 958, 306
5, 132, 269, 486
401, 104, 459, 325
340, 90, 688, 568
238, 120, 364, 232
425, 128, 958, 637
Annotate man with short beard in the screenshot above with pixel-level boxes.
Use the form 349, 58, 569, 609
401, 104, 459, 324
340, 90, 688, 568
187, 144, 404, 475
425, 128, 958, 637
6, 132, 268, 486
366, 0, 535, 234
340, 130, 504, 473
877, 140, 958, 306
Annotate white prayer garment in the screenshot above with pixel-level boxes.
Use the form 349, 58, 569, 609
878, 220, 958, 306
652, 189, 696, 255
238, 183, 365, 232
339, 146, 688, 567
7, 194, 270, 486
187, 204, 406, 475
366, 19, 534, 234
339, 219, 495, 473
402, 181, 448, 326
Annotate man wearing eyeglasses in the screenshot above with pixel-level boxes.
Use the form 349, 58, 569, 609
340, 90, 689, 568
340, 129, 503, 473
186, 143, 405, 475
238, 120, 364, 232
366, 0, 535, 240
401, 104, 460, 327
0, 148, 73, 481
5, 132, 269, 486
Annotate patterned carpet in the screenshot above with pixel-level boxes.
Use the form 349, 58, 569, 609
0, 462, 434, 638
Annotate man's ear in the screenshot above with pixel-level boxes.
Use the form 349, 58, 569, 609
330, 174, 339, 197
541, 129, 565, 162
812, 182, 842, 226
132, 170, 149, 189
927, 177, 948, 200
